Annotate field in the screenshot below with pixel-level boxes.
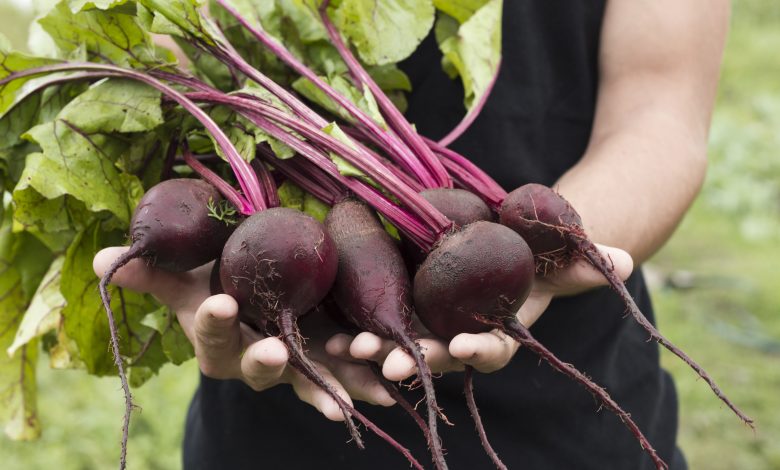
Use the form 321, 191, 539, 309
1, 1, 778, 468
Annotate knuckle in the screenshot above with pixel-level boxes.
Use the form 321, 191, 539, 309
195, 327, 233, 350
199, 362, 232, 380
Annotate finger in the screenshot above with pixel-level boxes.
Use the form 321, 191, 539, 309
449, 331, 519, 373
515, 291, 553, 330
550, 244, 634, 294
382, 338, 462, 381
93, 247, 211, 312
349, 332, 397, 364
193, 294, 242, 379
329, 361, 396, 407
325, 333, 356, 359
288, 362, 354, 421
240, 337, 289, 391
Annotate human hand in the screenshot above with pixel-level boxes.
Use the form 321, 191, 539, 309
93, 247, 396, 421
326, 244, 633, 380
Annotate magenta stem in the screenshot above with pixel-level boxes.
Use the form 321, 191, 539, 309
0, 63, 265, 213
212, 0, 439, 189
317, 2, 452, 189
438, 58, 502, 147
184, 90, 451, 248
181, 146, 253, 215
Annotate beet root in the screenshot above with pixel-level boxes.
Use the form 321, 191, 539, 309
500, 183, 754, 428
413, 219, 668, 468
325, 199, 447, 470
98, 178, 233, 470
220, 207, 422, 469
413, 221, 535, 340
494, 317, 668, 469
417, 188, 505, 468
419, 188, 494, 227
463, 367, 507, 470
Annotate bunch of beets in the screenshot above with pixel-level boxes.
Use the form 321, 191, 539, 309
2, 2, 753, 470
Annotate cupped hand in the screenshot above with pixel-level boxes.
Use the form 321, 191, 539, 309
93, 247, 395, 421
326, 244, 633, 381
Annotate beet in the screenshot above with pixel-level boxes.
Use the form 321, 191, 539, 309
403, 188, 494, 272
219, 207, 337, 332
414, 221, 534, 340
500, 183, 754, 429
414, 220, 668, 469
220, 207, 422, 469
416, 189, 505, 469
419, 188, 494, 227
98, 178, 234, 469
325, 199, 447, 470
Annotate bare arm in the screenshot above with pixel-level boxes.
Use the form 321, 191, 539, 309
558, 0, 730, 264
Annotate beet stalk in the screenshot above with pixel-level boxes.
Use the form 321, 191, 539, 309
99, 178, 234, 469
325, 199, 448, 470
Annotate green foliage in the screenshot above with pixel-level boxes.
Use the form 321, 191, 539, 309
333, 0, 435, 66
0, 205, 51, 441
435, 0, 501, 110
38, 1, 160, 66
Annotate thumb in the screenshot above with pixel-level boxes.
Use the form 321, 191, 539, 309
548, 243, 634, 295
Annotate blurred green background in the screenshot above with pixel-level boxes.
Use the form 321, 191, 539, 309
1, 1, 778, 468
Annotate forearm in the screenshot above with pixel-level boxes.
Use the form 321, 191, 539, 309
555, 111, 707, 264
554, 0, 729, 265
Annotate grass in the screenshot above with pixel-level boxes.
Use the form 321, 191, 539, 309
650, 204, 780, 469
1, 0, 779, 469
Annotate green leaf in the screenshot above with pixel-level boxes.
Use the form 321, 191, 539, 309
302, 192, 329, 222
321, 122, 366, 178
277, 180, 329, 223
292, 74, 385, 126
12, 182, 91, 252
333, 0, 435, 65
436, 0, 502, 110
366, 64, 412, 92
61, 222, 162, 376
56, 78, 164, 134
277, 179, 304, 211
0, 206, 44, 441
68, 0, 130, 12
0, 45, 62, 116
47, 327, 84, 369
0, 79, 87, 192
138, 0, 218, 45
21, 121, 144, 224
433, 0, 489, 23
277, 0, 327, 43
141, 307, 194, 365
7, 257, 65, 357
38, 2, 161, 67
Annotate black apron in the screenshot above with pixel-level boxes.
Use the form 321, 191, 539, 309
183, 2, 685, 468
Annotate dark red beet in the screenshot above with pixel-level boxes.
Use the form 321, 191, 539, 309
419, 188, 494, 227
414, 221, 534, 340
403, 188, 495, 270
98, 178, 234, 470
500, 183, 754, 429
414, 220, 668, 469
220, 207, 337, 333
325, 199, 447, 470
417, 189, 505, 470
220, 207, 422, 469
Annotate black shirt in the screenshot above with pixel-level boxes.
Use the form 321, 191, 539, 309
183, 2, 685, 469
